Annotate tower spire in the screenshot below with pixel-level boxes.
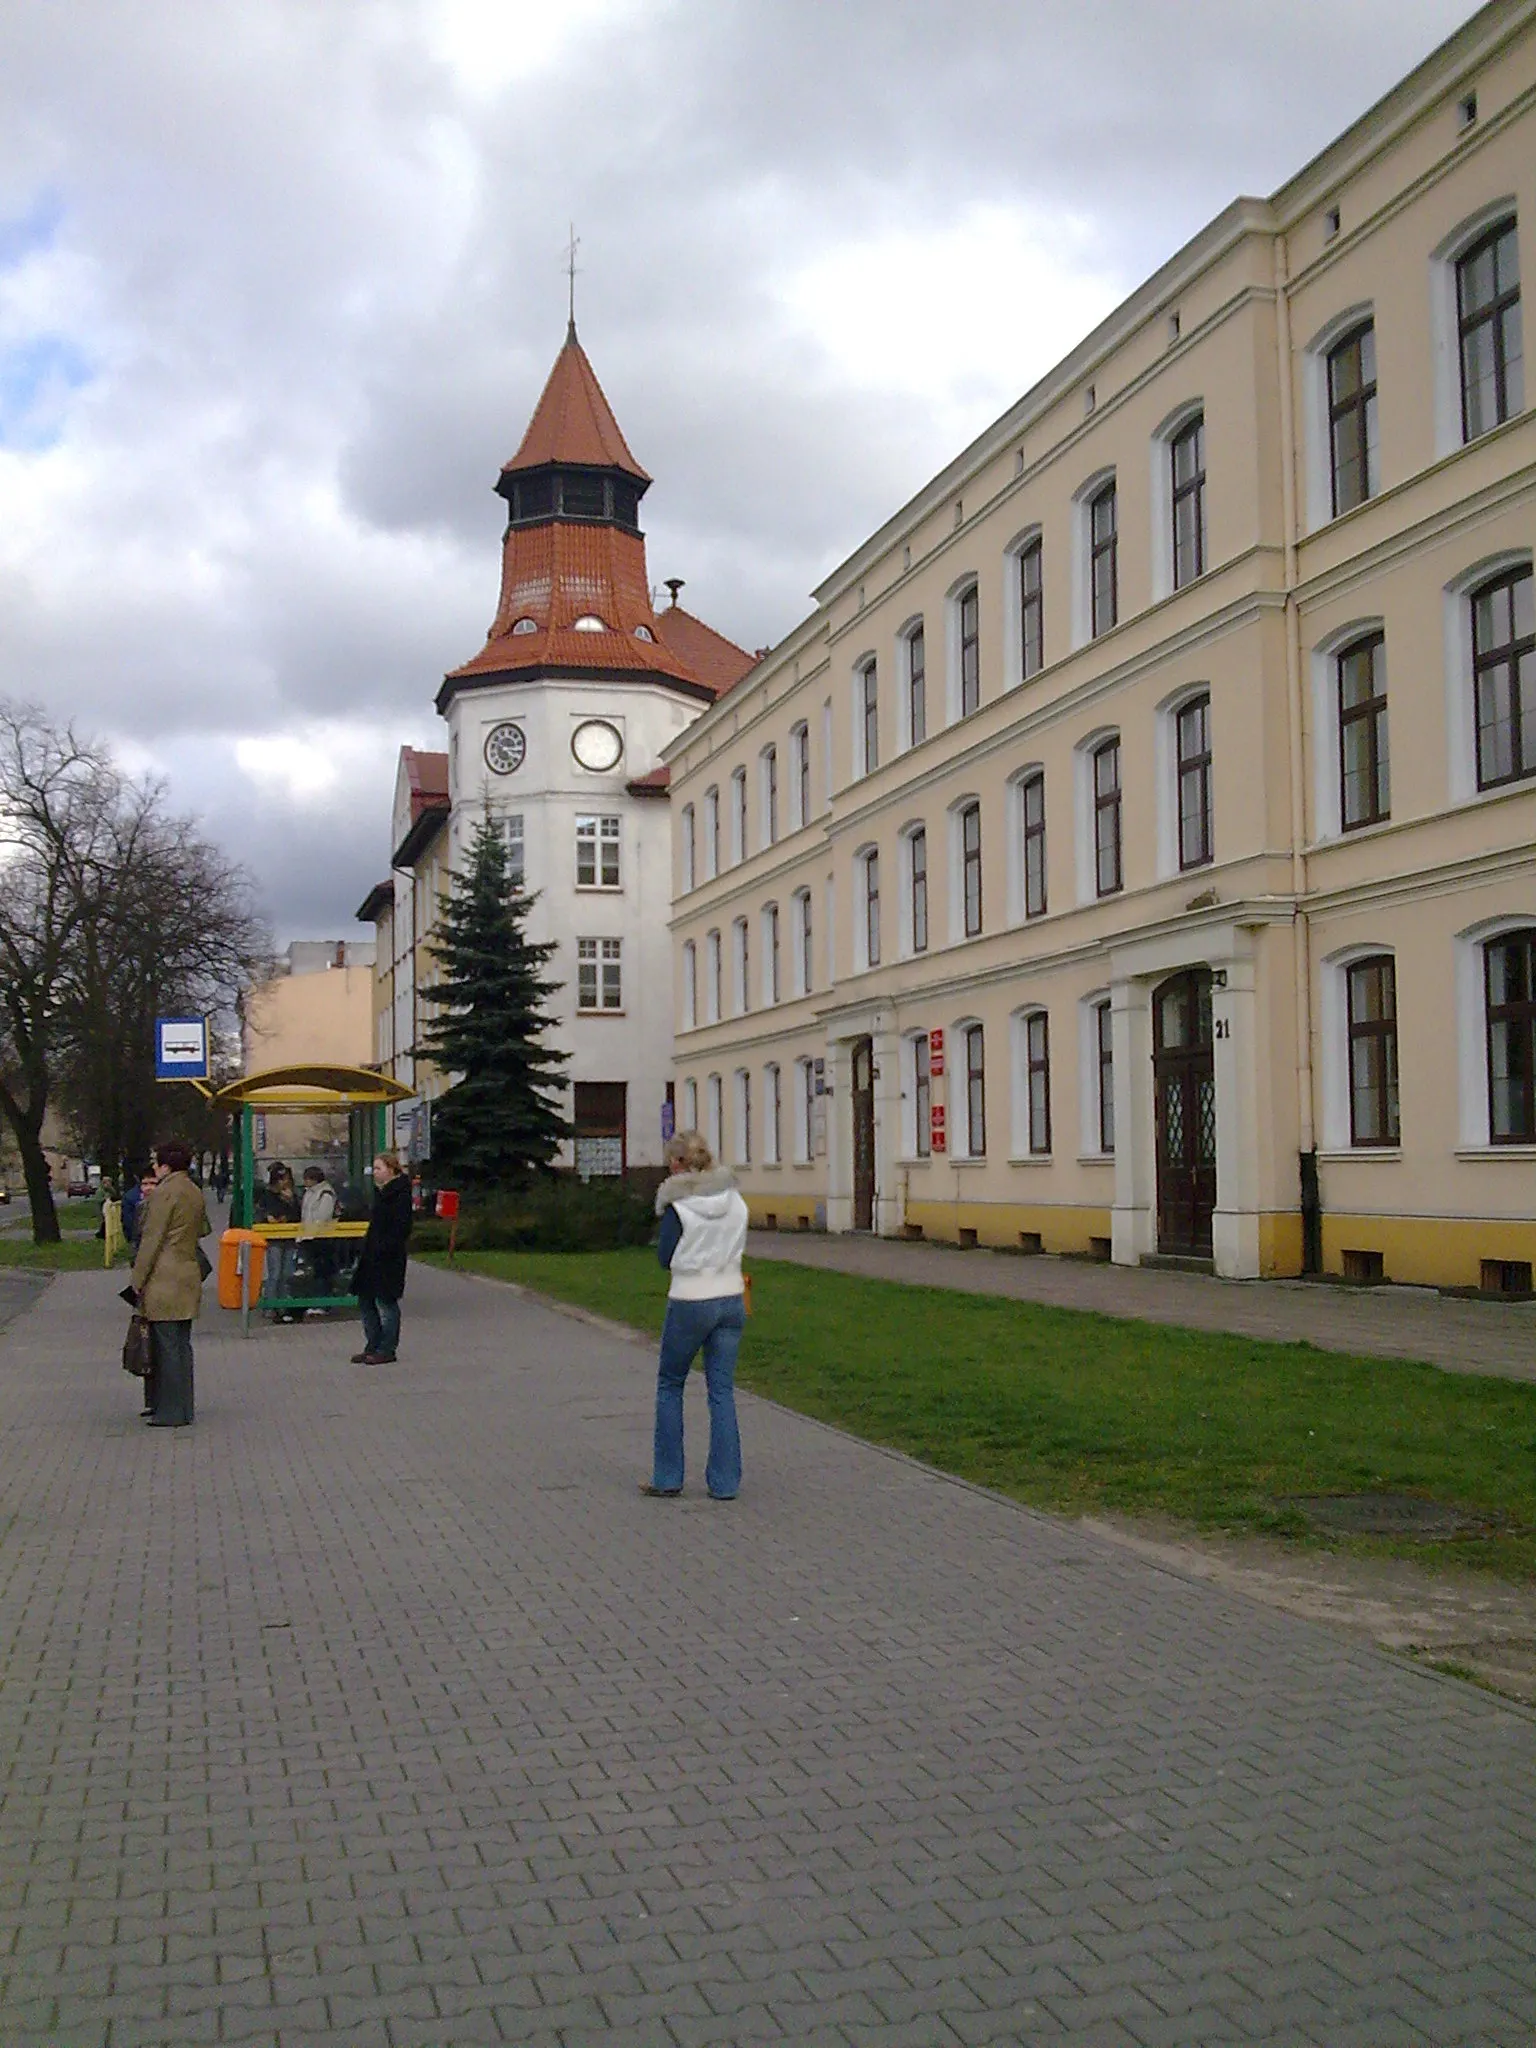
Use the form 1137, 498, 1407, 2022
565, 223, 580, 341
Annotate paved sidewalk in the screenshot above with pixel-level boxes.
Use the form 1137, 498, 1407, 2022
747, 1230, 1536, 1382
0, 1264, 1534, 2046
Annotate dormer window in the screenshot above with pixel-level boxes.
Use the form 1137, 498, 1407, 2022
634, 624, 655, 642
573, 615, 607, 633
511, 617, 538, 636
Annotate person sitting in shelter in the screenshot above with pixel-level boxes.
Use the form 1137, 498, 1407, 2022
300, 1165, 339, 1298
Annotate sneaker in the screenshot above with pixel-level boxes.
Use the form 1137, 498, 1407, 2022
639, 1483, 681, 1498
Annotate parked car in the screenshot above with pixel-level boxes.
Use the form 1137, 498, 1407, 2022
66, 1179, 93, 1199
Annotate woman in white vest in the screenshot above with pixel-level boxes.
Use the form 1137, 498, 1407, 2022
643, 1130, 750, 1500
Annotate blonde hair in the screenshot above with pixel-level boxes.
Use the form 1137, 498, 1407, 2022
664, 1129, 713, 1174
375, 1151, 405, 1177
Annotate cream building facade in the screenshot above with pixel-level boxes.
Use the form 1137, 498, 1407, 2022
665, 0, 1536, 1290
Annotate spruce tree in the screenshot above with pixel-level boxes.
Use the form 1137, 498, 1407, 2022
418, 813, 570, 1188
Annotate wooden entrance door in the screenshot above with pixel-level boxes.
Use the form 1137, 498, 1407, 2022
1153, 970, 1216, 1256
851, 1037, 875, 1231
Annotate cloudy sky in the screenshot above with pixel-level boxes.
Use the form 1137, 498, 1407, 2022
0, 0, 1482, 941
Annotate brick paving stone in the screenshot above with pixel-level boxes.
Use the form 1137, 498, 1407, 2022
0, 1266, 1533, 2045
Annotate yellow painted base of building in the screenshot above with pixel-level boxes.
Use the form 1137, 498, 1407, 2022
1320, 1215, 1536, 1292
745, 1196, 822, 1234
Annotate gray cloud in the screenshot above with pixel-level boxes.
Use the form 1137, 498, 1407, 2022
0, 0, 1481, 935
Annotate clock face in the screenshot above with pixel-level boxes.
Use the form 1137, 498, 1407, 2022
571, 719, 624, 773
484, 722, 526, 775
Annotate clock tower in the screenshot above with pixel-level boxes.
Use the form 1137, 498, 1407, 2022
429, 323, 754, 1174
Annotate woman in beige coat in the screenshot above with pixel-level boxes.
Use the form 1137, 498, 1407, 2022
129, 1139, 211, 1427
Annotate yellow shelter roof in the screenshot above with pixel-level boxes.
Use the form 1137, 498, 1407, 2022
213, 1064, 414, 1112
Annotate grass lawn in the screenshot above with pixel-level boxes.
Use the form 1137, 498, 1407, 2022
0, 1237, 125, 1272
425, 1246, 1536, 1580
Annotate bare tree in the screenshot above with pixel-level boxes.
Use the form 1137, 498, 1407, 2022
0, 701, 268, 1242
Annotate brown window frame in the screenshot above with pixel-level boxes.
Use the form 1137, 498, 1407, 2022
763, 747, 778, 845
1093, 738, 1122, 897
1090, 481, 1118, 636
861, 661, 879, 774
1346, 955, 1400, 1146
796, 890, 812, 994
1457, 218, 1523, 443
1472, 566, 1535, 791
793, 723, 810, 826
767, 1063, 781, 1164
1171, 416, 1206, 589
1486, 929, 1536, 1144
965, 1023, 986, 1156
959, 584, 981, 717
908, 625, 927, 744
1021, 771, 1047, 919
1327, 321, 1378, 516
766, 903, 780, 1004
1337, 632, 1390, 828
961, 802, 983, 937
1176, 694, 1213, 870
1019, 539, 1043, 680
1025, 1011, 1051, 1156
913, 1034, 931, 1159
909, 827, 928, 954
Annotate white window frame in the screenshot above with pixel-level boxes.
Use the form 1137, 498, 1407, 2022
679, 803, 696, 892
733, 1069, 752, 1167
577, 936, 623, 1012
825, 874, 836, 988
681, 1077, 698, 1131
790, 722, 811, 830
947, 796, 983, 943
822, 698, 833, 809
500, 811, 526, 892
899, 821, 928, 959
705, 929, 722, 1024
1430, 199, 1522, 459
1002, 526, 1043, 692
1443, 550, 1534, 804
1010, 1006, 1052, 1159
793, 1056, 814, 1163
759, 745, 779, 850
731, 916, 750, 1015
706, 1073, 723, 1159
761, 902, 780, 1006
1455, 914, 1536, 1148
955, 1017, 986, 1158
853, 656, 879, 778
1149, 400, 1206, 603
945, 575, 981, 725
792, 888, 813, 997
730, 766, 748, 865
575, 813, 621, 890
1005, 764, 1047, 925
1153, 683, 1214, 878
1318, 942, 1400, 1151
1310, 619, 1387, 840
1074, 727, 1121, 905
854, 844, 880, 972
1079, 991, 1115, 1158
764, 1063, 782, 1166
1071, 468, 1117, 649
1302, 304, 1377, 532
682, 940, 697, 1031
897, 615, 927, 752
702, 787, 720, 880
901, 1028, 931, 1160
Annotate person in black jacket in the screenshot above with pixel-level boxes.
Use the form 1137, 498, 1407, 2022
349, 1152, 413, 1363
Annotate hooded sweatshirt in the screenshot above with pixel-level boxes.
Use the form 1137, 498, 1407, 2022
654, 1167, 749, 1300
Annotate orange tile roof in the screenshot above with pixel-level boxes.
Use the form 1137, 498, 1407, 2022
654, 603, 757, 697
402, 747, 449, 815
502, 326, 650, 481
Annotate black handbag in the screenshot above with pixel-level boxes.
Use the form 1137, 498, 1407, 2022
122, 1313, 153, 1377
196, 1246, 213, 1283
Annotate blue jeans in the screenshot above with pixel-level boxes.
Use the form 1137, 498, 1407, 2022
652, 1294, 745, 1498
358, 1294, 401, 1360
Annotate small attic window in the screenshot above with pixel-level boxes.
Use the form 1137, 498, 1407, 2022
634, 624, 655, 642
511, 617, 537, 635
1324, 205, 1341, 241
1457, 90, 1478, 130
573, 615, 607, 633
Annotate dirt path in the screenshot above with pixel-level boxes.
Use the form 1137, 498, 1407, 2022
1090, 1514, 1536, 1706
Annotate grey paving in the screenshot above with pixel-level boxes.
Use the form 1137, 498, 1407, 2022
747, 1229, 1536, 1382
0, 1262, 1534, 2046
0, 1270, 50, 1341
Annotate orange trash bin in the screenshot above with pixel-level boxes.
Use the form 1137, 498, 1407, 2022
217, 1229, 266, 1310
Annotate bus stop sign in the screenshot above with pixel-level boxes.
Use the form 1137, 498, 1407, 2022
155, 1016, 209, 1082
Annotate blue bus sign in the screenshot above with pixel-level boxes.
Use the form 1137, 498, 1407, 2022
155, 1016, 209, 1082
